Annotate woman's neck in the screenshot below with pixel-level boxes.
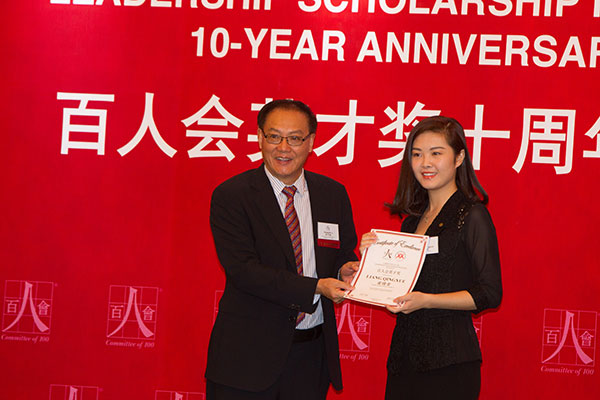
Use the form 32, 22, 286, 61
426, 186, 458, 214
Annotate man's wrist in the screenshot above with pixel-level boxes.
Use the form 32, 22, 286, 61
315, 278, 323, 295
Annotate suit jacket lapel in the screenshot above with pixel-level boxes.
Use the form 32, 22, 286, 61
305, 172, 327, 278
250, 166, 296, 270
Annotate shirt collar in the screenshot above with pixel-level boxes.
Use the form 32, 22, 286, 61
263, 165, 307, 196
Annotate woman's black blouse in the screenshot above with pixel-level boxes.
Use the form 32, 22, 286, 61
387, 190, 503, 374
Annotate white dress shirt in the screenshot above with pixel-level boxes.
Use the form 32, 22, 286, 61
264, 166, 323, 329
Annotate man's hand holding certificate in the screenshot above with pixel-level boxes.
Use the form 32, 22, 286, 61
345, 230, 429, 307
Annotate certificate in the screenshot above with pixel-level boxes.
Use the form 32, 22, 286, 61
345, 229, 429, 307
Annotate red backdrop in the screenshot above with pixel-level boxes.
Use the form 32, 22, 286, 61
2, 1, 599, 399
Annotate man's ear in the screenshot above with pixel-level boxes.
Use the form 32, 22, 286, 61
257, 128, 264, 149
307, 134, 315, 152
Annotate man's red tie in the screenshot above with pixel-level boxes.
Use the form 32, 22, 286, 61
282, 186, 305, 325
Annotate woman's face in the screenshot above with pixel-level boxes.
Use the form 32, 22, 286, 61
410, 131, 464, 196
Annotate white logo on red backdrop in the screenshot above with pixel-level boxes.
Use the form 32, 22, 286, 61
472, 315, 482, 346
106, 285, 158, 348
2, 280, 53, 342
56, 91, 600, 174
155, 390, 205, 400
336, 302, 371, 361
56, 92, 115, 156
514, 109, 575, 174
181, 94, 243, 161
542, 309, 596, 368
49, 384, 99, 400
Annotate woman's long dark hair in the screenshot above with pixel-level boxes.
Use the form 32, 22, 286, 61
387, 116, 488, 217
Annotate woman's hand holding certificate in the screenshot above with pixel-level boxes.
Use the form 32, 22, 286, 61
344, 230, 429, 307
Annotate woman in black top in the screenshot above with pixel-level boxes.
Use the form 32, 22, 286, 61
360, 116, 502, 399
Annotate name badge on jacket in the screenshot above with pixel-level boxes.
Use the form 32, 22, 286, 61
317, 222, 340, 249
427, 236, 439, 254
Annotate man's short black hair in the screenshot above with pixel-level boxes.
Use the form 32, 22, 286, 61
257, 99, 318, 134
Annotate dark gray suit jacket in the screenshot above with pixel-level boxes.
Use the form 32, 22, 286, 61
206, 166, 358, 392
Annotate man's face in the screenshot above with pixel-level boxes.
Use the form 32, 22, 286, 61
258, 108, 315, 185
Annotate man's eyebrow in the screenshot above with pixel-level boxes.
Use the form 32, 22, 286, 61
266, 127, 305, 136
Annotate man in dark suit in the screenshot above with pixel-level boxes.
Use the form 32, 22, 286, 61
206, 99, 359, 400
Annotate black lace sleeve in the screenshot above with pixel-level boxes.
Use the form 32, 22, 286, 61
463, 204, 503, 313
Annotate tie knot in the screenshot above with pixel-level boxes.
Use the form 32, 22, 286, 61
282, 186, 297, 199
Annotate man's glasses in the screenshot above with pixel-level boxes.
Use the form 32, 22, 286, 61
261, 131, 313, 147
